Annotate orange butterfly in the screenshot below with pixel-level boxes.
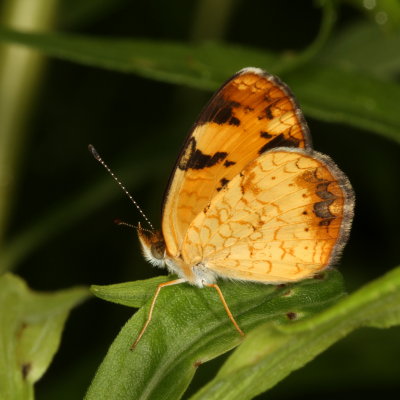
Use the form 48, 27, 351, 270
97, 67, 355, 348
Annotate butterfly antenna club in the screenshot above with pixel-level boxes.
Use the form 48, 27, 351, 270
88, 144, 155, 230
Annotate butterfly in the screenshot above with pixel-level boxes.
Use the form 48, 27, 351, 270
124, 67, 354, 348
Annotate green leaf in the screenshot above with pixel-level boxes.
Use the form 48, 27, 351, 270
286, 65, 400, 144
86, 269, 345, 400
0, 273, 90, 400
0, 28, 279, 90
189, 265, 400, 400
91, 276, 169, 308
319, 20, 400, 80
347, 0, 400, 30
0, 28, 399, 144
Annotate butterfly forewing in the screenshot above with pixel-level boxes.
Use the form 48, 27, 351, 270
162, 68, 311, 257
181, 149, 354, 283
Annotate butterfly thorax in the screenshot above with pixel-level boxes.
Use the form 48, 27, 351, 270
137, 225, 218, 287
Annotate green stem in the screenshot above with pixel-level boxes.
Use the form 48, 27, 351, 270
278, 0, 337, 74
0, 0, 58, 250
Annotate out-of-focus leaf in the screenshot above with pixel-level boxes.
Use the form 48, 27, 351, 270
0, 28, 280, 89
0, 28, 399, 145
86, 269, 345, 400
190, 265, 400, 400
347, 0, 400, 30
319, 20, 400, 79
287, 65, 400, 144
0, 273, 89, 400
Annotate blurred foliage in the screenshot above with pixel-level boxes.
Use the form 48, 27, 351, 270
0, 274, 89, 400
0, 0, 399, 399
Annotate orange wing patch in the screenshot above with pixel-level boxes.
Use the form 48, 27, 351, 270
181, 149, 353, 283
163, 68, 311, 257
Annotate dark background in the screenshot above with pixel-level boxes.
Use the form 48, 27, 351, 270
1, 0, 399, 398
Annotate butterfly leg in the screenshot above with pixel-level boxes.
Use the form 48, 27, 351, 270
205, 283, 245, 337
131, 278, 186, 350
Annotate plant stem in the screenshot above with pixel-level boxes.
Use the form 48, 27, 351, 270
0, 0, 58, 251
278, 0, 337, 75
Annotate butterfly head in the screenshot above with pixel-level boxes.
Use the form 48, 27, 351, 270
137, 223, 166, 267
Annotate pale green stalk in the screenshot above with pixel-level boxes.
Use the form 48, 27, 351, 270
0, 0, 58, 256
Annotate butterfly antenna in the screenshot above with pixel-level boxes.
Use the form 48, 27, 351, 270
114, 219, 137, 229
88, 144, 155, 230
114, 219, 147, 231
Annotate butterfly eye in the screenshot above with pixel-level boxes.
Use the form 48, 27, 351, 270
150, 238, 166, 260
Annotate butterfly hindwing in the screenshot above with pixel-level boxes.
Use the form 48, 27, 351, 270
162, 68, 311, 257
181, 149, 354, 283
